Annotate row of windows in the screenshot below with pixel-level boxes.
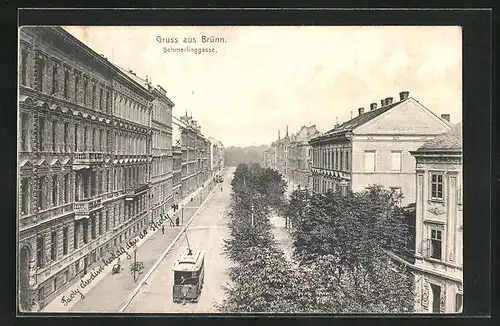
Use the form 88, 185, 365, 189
36, 218, 148, 302
153, 101, 172, 126
114, 94, 149, 126
152, 157, 173, 178
20, 49, 111, 112
114, 132, 148, 156
20, 113, 112, 153
152, 130, 172, 151
20, 165, 149, 215
363, 150, 402, 172
312, 148, 350, 171
20, 174, 71, 215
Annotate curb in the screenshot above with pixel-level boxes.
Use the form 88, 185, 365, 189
41, 183, 211, 313
117, 181, 218, 312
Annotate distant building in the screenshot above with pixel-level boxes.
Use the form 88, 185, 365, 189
309, 91, 452, 205
287, 125, 321, 189
410, 122, 463, 313
175, 113, 210, 196
208, 137, 225, 177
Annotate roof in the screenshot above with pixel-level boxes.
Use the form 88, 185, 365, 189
173, 249, 205, 272
325, 100, 402, 136
418, 122, 462, 151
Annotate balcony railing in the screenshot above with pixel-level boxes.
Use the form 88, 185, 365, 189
74, 197, 102, 220
125, 183, 151, 200
74, 152, 104, 165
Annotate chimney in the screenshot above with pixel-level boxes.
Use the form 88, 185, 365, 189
336, 116, 339, 125
441, 114, 451, 122
358, 107, 365, 116
399, 91, 409, 101
370, 102, 377, 110
385, 97, 394, 105
381, 99, 386, 107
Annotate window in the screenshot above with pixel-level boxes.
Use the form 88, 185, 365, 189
64, 174, 69, 204
364, 151, 375, 172
64, 122, 69, 151
99, 88, 103, 110
36, 235, 44, 268
74, 222, 79, 250
83, 79, 88, 105
92, 128, 96, 151
431, 173, 444, 200
456, 293, 463, 312
430, 283, 441, 313
52, 63, 58, 94
74, 74, 79, 102
62, 226, 68, 255
105, 210, 109, 232
346, 151, 350, 171
391, 151, 402, 171
36, 57, 45, 91
21, 112, 29, 151
83, 220, 88, 244
51, 176, 58, 206
91, 217, 96, 239
430, 228, 442, 260
106, 90, 110, 111
21, 178, 30, 215
38, 176, 46, 210
340, 150, 344, 170
64, 70, 69, 98
84, 127, 88, 150
21, 50, 28, 86
99, 215, 103, 235
38, 117, 45, 152
92, 84, 96, 108
50, 230, 57, 261
52, 121, 57, 152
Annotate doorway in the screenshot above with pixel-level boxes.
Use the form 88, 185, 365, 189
430, 283, 442, 313
19, 247, 30, 311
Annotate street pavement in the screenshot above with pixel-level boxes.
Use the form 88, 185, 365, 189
123, 167, 235, 313
66, 180, 219, 312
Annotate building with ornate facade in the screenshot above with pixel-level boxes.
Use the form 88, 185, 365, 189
171, 117, 183, 204
309, 91, 452, 205
208, 137, 225, 178
286, 125, 321, 189
410, 122, 463, 313
174, 113, 211, 198
18, 26, 155, 311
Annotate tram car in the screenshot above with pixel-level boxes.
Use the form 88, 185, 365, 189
172, 248, 205, 303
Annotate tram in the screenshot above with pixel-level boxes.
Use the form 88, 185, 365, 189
172, 248, 205, 303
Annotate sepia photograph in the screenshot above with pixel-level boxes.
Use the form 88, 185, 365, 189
17, 23, 465, 315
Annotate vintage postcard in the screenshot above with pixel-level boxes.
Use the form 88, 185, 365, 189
17, 25, 463, 314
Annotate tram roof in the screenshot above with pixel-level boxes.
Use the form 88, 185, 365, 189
172, 249, 205, 272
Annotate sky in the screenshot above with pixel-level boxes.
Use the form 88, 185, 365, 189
63, 26, 462, 147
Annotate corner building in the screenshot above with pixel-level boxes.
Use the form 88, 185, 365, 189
410, 123, 463, 313
18, 27, 154, 311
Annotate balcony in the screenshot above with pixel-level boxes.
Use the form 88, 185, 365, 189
74, 152, 104, 166
125, 183, 151, 201
74, 197, 102, 220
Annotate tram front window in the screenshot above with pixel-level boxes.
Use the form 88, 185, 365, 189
174, 271, 198, 285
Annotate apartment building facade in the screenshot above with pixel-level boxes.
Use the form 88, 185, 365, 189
174, 114, 211, 197
287, 125, 321, 189
208, 137, 225, 178
18, 27, 155, 311
309, 91, 452, 205
410, 123, 463, 313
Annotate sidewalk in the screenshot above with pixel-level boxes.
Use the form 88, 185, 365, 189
269, 213, 295, 264
43, 181, 217, 312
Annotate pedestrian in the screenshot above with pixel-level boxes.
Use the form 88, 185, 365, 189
162, 225, 165, 234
